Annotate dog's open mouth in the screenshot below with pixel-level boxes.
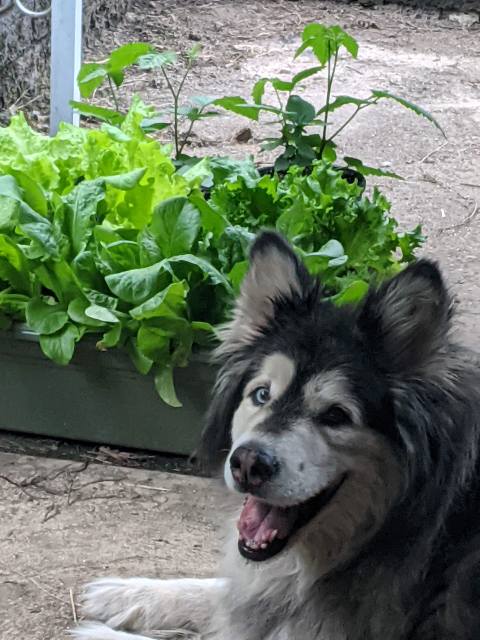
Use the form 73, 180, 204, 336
237, 477, 346, 562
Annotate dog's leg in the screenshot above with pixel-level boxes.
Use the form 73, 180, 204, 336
70, 622, 200, 639
77, 577, 227, 634
70, 622, 160, 640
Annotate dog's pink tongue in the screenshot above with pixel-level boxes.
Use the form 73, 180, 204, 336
237, 495, 296, 545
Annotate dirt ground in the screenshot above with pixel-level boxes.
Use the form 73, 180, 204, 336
1, 1, 480, 639
0, 450, 233, 640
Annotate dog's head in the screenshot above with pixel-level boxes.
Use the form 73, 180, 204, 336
200, 232, 451, 567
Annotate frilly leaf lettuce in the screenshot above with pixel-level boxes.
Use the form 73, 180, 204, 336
0, 109, 423, 405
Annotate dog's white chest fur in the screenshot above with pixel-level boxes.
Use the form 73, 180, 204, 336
213, 540, 347, 640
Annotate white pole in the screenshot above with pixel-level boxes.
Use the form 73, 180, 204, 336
49, 0, 83, 134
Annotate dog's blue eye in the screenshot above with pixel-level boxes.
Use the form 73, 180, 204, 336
251, 386, 270, 406
320, 405, 351, 427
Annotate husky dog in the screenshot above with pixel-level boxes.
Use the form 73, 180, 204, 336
73, 232, 480, 640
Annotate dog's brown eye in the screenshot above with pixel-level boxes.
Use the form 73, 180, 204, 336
251, 386, 270, 406
320, 405, 351, 427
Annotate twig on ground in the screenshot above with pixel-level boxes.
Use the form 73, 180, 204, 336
66, 478, 76, 506
29, 577, 65, 603
73, 476, 126, 490
437, 200, 478, 233
0, 461, 89, 501
68, 493, 123, 504
69, 588, 78, 624
418, 140, 448, 164
67, 476, 126, 505
460, 183, 480, 189
46, 461, 89, 482
0, 474, 50, 501
11, 94, 41, 113
0, 473, 29, 489
42, 503, 61, 523
125, 483, 169, 492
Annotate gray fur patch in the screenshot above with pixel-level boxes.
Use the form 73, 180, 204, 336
218, 244, 302, 355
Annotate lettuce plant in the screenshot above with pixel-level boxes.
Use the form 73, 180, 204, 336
216, 23, 445, 175
0, 56, 425, 407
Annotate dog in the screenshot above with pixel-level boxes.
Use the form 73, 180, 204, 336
72, 231, 480, 640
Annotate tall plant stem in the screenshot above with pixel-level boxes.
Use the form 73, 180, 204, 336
162, 62, 192, 157
320, 46, 338, 153
161, 67, 179, 156
328, 101, 376, 143
178, 110, 199, 156
107, 75, 119, 112
273, 87, 285, 115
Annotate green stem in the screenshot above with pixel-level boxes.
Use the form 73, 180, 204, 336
175, 64, 194, 156
107, 75, 119, 112
162, 62, 193, 158
161, 66, 179, 156
273, 87, 291, 149
328, 106, 361, 143
177, 62, 192, 102
274, 87, 286, 120
178, 106, 201, 156
320, 46, 338, 153
328, 100, 377, 144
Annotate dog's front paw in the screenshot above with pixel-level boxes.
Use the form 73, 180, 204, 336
80, 577, 164, 632
70, 622, 139, 639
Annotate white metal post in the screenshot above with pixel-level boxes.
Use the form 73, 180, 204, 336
49, 0, 83, 134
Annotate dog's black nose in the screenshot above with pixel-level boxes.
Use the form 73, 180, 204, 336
230, 445, 278, 492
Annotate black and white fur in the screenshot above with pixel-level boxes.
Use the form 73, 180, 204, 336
73, 232, 480, 640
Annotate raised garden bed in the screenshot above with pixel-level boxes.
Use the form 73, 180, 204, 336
0, 325, 215, 455
0, 22, 442, 457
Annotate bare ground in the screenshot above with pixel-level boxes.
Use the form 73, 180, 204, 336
1, 1, 480, 638
0, 451, 232, 640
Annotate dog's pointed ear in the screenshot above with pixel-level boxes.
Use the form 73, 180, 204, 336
220, 231, 314, 353
358, 260, 452, 373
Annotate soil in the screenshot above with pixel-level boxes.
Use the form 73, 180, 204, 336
0, 450, 232, 640
1, 2, 480, 639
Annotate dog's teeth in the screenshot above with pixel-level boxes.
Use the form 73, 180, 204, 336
261, 543, 268, 549
270, 529, 278, 542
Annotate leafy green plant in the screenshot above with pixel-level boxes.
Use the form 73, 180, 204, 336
72, 42, 220, 159
205, 161, 424, 301
72, 42, 153, 124
216, 23, 445, 174
136, 44, 220, 159
0, 108, 207, 405
0, 94, 424, 406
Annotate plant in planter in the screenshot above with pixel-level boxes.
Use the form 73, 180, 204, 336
215, 23, 445, 176
0, 19, 437, 416
0, 107, 423, 407
201, 161, 424, 302
72, 42, 220, 160
0, 109, 223, 406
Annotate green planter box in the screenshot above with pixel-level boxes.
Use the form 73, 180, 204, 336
0, 325, 216, 455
